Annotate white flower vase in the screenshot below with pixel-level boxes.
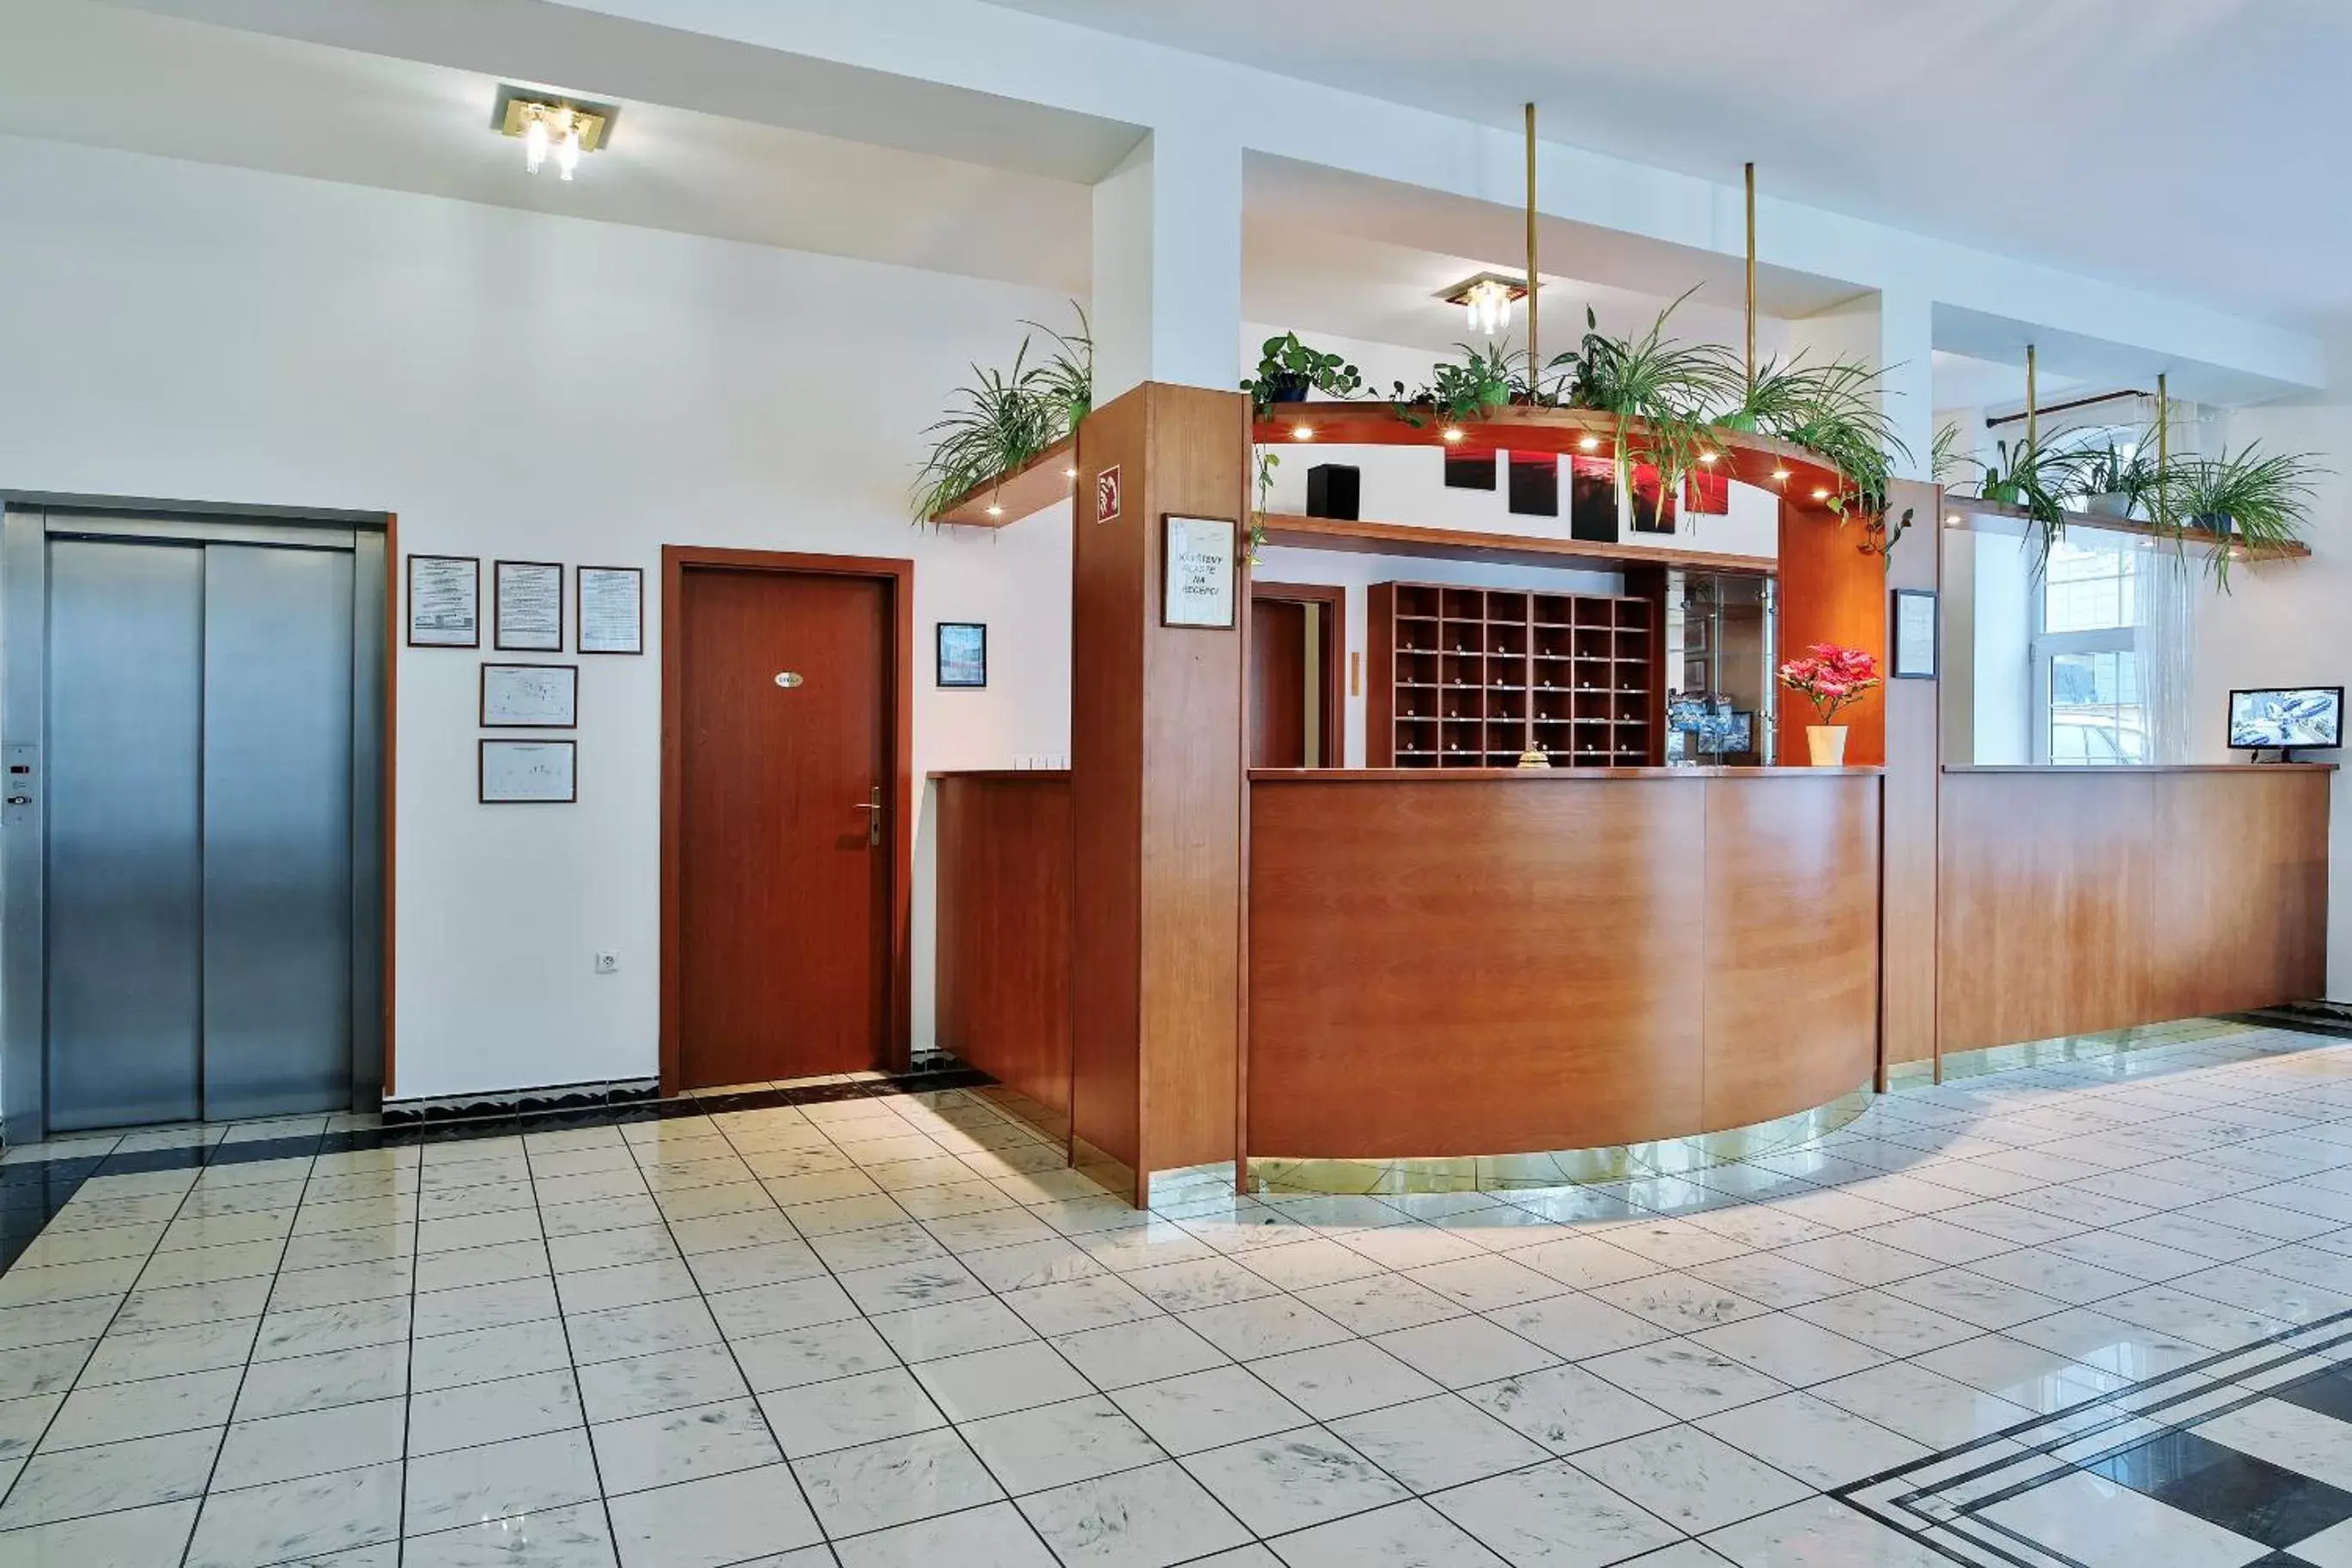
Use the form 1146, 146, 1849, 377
1806, 725, 1849, 767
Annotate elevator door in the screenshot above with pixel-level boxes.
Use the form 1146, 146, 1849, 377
43, 534, 356, 1131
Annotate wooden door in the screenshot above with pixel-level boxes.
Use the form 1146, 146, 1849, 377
675, 564, 891, 1086
1249, 598, 1308, 769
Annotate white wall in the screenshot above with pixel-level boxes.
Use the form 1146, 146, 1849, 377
0, 135, 1076, 1099
2197, 376, 2352, 996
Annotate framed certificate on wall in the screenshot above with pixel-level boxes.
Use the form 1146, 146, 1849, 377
495, 560, 564, 652
1892, 588, 1939, 679
406, 555, 479, 647
1161, 515, 1237, 629
480, 664, 578, 728
480, 739, 576, 803
576, 565, 643, 654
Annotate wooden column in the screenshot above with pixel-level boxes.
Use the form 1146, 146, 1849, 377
1070, 382, 1251, 1202
1878, 479, 1942, 1079
1774, 501, 1888, 767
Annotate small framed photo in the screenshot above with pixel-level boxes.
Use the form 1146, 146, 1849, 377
495, 560, 564, 652
576, 565, 643, 655
936, 623, 988, 689
1892, 587, 1939, 680
406, 555, 480, 647
480, 663, 578, 728
479, 738, 576, 804
1162, 514, 1237, 629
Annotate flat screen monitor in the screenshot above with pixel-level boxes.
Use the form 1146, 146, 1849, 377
2229, 686, 2343, 752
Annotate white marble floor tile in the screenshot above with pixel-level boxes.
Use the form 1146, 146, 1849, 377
1373, 1317, 1559, 1389
2003, 1307, 2212, 1381
412, 1239, 550, 1296
962, 1393, 1166, 1494
1181, 1425, 1409, 1535
869, 1294, 1039, 1362
1699, 1493, 1954, 1567
0, 1498, 199, 1568
1589, 1272, 1774, 1334
1977, 1468, 2264, 1568
760, 1365, 945, 1458
791, 1426, 1004, 1536
39, 1365, 237, 1449
909, 1340, 1093, 1422
1110, 1365, 1310, 1456
80, 1317, 260, 1386
1577, 1342, 1790, 1420
1694, 1389, 1929, 1491
1295, 1272, 1466, 1335
1267, 1498, 1510, 1566
1683, 1313, 1886, 1387
401, 1498, 617, 1568
409, 1367, 583, 1455
1431, 1459, 1684, 1568
1184, 1296, 1355, 1360
589, 1395, 783, 1495
1249, 1339, 1444, 1421
1569, 1423, 1809, 1536
0, 1425, 221, 1528
1018, 1459, 1252, 1568
184, 1460, 405, 1568
604, 1462, 824, 1568
212, 1395, 404, 1490
1784, 1288, 1978, 1358
1877, 1267, 2066, 1331
563, 1296, 723, 1366
679, 1239, 826, 1295
1051, 1316, 1231, 1390
1807, 1359, 2035, 1448
404, 1427, 603, 1537
732, 1318, 898, 1393
1329, 1392, 1552, 1493
829, 1499, 1057, 1568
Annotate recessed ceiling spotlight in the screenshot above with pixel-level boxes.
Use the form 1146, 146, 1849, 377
494, 84, 617, 181
985, 503, 1005, 518
1437, 271, 1530, 337
1577, 435, 1601, 453
1699, 452, 1718, 465
1442, 427, 1466, 443
1772, 468, 1791, 483
1290, 424, 1316, 441
1811, 487, 1830, 501
1063, 466, 1079, 479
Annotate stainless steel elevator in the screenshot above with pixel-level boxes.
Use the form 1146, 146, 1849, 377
2, 503, 386, 1142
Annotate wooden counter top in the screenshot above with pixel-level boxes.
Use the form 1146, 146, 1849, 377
1943, 763, 2336, 774
927, 769, 1070, 781
1251, 766, 1882, 781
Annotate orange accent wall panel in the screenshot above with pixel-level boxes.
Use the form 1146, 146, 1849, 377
934, 773, 1072, 1117
1776, 501, 1887, 767
1246, 772, 1881, 1159
1937, 767, 2330, 1054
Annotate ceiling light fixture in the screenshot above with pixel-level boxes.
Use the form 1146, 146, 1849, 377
1811, 487, 1831, 501
1577, 435, 1600, 453
1699, 451, 1718, 465
1442, 427, 1465, 443
1062, 466, 1079, 479
1291, 425, 1315, 441
494, 85, 617, 181
1772, 467, 1791, 483
1437, 271, 1530, 337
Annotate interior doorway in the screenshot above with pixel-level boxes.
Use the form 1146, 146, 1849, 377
1249, 581, 1346, 769
0, 502, 389, 1143
662, 548, 911, 1092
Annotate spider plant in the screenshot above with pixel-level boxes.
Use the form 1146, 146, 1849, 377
2077, 439, 2156, 519
910, 304, 1092, 522
1391, 340, 1517, 427
1768, 362, 1909, 522
1963, 434, 2096, 571
1547, 290, 1743, 501
1930, 419, 1971, 485
1023, 304, 1093, 431
2152, 443, 2325, 590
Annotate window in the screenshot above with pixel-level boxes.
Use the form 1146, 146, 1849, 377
2032, 538, 2144, 764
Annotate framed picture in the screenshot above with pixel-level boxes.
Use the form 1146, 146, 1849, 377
1161, 514, 1237, 629
936, 623, 988, 689
406, 555, 479, 647
479, 738, 575, 803
494, 560, 564, 652
1892, 587, 1939, 679
480, 663, 578, 728
576, 565, 643, 655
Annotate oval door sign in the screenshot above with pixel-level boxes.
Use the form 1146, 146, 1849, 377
774, 672, 803, 689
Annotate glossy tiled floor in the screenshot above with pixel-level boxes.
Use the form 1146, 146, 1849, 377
8, 1027, 2352, 1566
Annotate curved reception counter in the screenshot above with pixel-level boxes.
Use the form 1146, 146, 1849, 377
1245, 767, 1881, 1160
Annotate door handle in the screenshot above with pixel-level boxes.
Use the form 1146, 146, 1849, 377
853, 787, 883, 847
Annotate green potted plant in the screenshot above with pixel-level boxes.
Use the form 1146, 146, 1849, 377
1967, 435, 2093, 569
2154, 443, 2325, 588
1243, 333, 1362, 410
2078, 441, 2154, 520
909, 304, 1091, 522
1392, 341, 1517, 426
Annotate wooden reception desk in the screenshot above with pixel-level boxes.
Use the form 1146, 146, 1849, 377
1938, 764, 2332, 1054
1247, 768, 1882, 1158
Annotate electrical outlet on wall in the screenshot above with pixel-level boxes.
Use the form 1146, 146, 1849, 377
593, 951, 619, 975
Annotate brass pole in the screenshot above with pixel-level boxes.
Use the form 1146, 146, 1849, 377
2157, 373, 2170, 529
1744, 161, 1756, 389
2026, 344, 2039, 447
1524, 101, 1539, 391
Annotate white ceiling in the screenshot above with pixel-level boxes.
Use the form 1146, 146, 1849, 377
0, 0, 1094, 291
990, 0, 2352, 331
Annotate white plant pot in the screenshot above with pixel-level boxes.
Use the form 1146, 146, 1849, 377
1807, 726, 1849, 767
2083, 492, 2136, 520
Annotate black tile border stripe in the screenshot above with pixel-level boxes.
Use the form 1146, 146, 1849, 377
1833, 1303, 2352, 1565
0, 1064, 995, 1273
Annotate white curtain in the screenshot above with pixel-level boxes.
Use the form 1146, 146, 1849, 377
2136, 540, 2197, 764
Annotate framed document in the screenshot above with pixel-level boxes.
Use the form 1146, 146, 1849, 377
936, 623, 987, 689
480, 738, 575, 803
480, 663, 578, 728
495, 560, 564, 651
1892, 587, 1939, 680
576, 565, 643, 654
1161, 514, 1237, 629
407, 555, 479, 647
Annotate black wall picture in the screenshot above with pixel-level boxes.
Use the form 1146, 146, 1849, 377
1507, 453, 1559, 517
1443, 447, 1498, 491
1569, 455, 1619, 542
1632, 463, 1678, 534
